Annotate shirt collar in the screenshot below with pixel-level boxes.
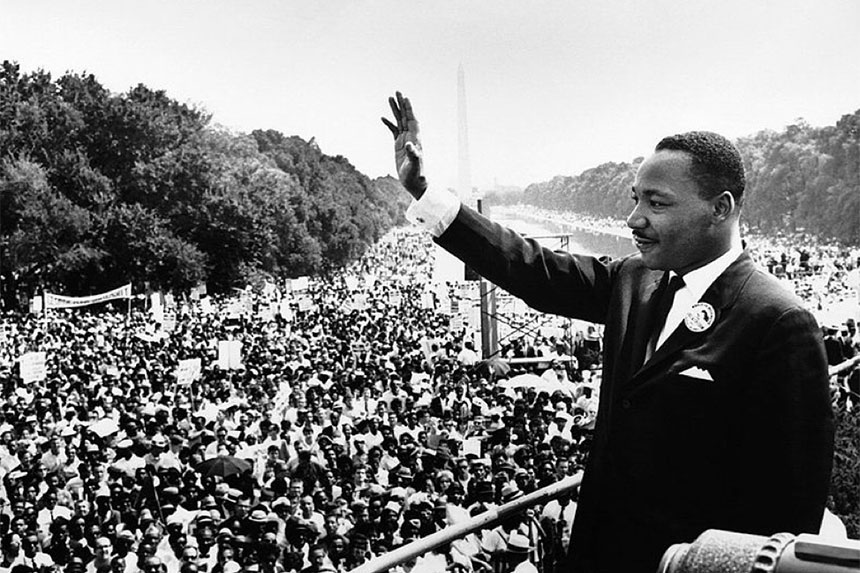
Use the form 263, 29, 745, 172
672, 242, 744, 302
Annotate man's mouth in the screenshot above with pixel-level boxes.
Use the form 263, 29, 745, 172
633, 234, 657, 249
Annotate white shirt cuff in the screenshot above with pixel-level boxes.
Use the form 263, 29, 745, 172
405, 186, 461, 238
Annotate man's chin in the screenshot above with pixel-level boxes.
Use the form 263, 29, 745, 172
638, 248, 666, 270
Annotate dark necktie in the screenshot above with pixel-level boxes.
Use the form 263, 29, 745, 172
644, 273, 685, 362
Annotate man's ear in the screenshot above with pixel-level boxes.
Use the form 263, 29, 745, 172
712, 191, 736, 222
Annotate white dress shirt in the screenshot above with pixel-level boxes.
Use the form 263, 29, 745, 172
656, 243, 744, 350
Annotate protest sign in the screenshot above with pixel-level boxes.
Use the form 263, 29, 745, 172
462, 437, 482, 458
217, 341, 243, 370
19, 352, 47, 384
352, 294, 368, 311
162, 310, 177, 332
421, 291, 435, 310
175, 358, 202, 385
291, 276, 309, 292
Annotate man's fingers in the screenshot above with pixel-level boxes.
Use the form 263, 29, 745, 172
381, 117, 398, 138
401, 94, 415, 123
388, 95, 400, 117
395, 91, 411, 130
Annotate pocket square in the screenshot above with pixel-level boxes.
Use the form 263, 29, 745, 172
678, 366, 714, 381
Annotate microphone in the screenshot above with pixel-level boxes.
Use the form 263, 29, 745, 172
658, 529, 859, 573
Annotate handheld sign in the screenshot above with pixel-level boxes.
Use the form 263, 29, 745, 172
19, 352, 47, 384
175, 358, 202, 385
218, 341, 243, 370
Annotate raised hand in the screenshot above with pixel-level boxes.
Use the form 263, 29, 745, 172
381, 91, 427, 200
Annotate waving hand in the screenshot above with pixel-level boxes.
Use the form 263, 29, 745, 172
381, 91, 427, 200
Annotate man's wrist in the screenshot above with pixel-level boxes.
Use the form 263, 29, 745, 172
406, 186, 461, 237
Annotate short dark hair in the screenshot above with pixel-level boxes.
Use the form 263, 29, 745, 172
655, 131, 745, 204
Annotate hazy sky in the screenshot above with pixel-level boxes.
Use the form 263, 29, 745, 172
3, 0, 859, 191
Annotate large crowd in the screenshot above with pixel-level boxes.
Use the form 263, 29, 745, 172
0, 219, 857, 573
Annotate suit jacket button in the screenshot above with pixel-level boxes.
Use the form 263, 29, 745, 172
621, 399, 631, 409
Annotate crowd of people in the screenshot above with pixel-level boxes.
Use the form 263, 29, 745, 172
0, 220, 856, 573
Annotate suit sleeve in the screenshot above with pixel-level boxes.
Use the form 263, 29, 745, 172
435, 204, 619, 324
728, 306, 834, 534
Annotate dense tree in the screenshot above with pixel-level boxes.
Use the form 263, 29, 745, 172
0, 62, 404, 309
0, 157, 95, 307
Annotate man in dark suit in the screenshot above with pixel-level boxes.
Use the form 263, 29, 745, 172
382, 92, 834, 573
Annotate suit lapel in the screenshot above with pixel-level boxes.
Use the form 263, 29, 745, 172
619, 272, 665, 385
633, 252, 756, 380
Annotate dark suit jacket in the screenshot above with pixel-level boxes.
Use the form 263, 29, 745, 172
436, 205, 834, 573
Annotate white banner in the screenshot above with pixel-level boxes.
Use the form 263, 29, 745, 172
45, 284, 132, 310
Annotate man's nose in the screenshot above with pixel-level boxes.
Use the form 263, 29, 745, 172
626, 202, 647, 229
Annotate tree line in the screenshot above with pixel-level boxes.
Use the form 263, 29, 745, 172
487, 112, 860, 246
2, 60, 856, 311
0, 62, 407, 310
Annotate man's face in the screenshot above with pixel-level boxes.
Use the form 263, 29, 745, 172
182, 547, 200, 562
24, 535, 40, 556
629, 150, 722, 275
289, 482, 303, 499
300, 496, 314, 516
96, 537, 113, 559
310, 548, 326, 568
77, 500, 91, 516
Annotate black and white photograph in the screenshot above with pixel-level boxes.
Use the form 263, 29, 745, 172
0, 2, 858, 573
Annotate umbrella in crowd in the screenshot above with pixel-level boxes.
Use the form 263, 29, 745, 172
476, 356, 511, 378
196, 455, 252, 479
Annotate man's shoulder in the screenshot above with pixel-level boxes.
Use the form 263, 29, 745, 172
738, 262, 812, 316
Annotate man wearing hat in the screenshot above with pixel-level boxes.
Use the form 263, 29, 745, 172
144, 434, 181, 472
505, 533, 537, 573
466, 481, 495, 515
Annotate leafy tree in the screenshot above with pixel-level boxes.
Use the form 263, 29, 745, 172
0, 157, 95, 306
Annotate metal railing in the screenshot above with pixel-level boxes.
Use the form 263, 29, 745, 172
349, 473, 583, 573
